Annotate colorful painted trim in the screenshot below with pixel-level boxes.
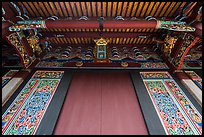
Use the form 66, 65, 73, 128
194, 79, 202, 89
185, 71, 202, 89
9, 20, 46, 31
2, 70, 64, 135
140, 72, 202, 135
156, 20, 195, 32
165, 80, 202, 134
36, 61, 64, 68
2, 70, 19, 87
141, 62, 169, 69
140, 71, 172, 79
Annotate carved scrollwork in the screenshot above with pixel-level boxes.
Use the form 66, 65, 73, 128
7, 33, 33, 68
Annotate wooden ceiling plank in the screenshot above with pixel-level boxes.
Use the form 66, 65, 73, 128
69, 2, 77, 17
60, 38, 65, 44
126, 28, 130, 32
38, 2, 50, 17
149, 28, 154, 32
63, 2, 72, 17
150, 2, 160, 17
102, 2, 107, 17
123, 38, 127, 44
55, 38, 60, 44
138, 2, 146, 17
143, 38, 148, 44
81, 38, 84, 44
43, 2, 55, 16
89, 38, 92, 44
20, 2, 36, 17
158, 2, 171, 17
81, 2, 87, 16
132, 38, 137, 44
154, 2, 166, 17
121, 2, 128, 17
70, 38, 74, 44
136, 2, 144, 17
77, 38, 81, 44
48, 2, 59, 16
131, 2, 139, 16
145, 39, 150, 44
97, 2, 101, 17
142, 28, 146, 32
33, 2, 45, 17
116, 2, 123, 16
119, 38, 123, 44
91, 2, 97, 17
129, 38, 134, 44
186, 2, 197, 16
84, 38, 88, 44
126, 38, 130, 44
109, 38, 112, 43
86, 2, 92, 17
145, 2, 155, 17
63, 37, 68, 43
136, 38, 141, 44
112, 2, 117, 17
66, 38, 71, 44
107, 2, 112, 17
140, 2, 149, 17
54, 2, 64, 17
59, 2, 68, 17
116, 38, 119, 44
164, 2, 177, 17
28, 2, 40, 17
73, 38, 78, 44
168, 2, 182, 17
145, 28, 150, 32
125, 2, 133, 17
54, 38, 60, 44
134, 29, 138, 32
138, 29, 142, 32
139, 38, 144, 44
54, 39, 58, 44
112, 38, 115, 44
75, 2, 82, 17
49, 39, 53, 43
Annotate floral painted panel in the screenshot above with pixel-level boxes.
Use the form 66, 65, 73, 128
2, 70, 64, 135
140, 72, 202, 135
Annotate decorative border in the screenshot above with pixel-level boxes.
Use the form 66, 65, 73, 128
2, 70, 64, 135
2, 70, 19, 87
35, 61, 63, 68
140, 71, 202, 135
140, 71, 172, 79
185, 71, 202, 89
141, 62, 169, 69
165, 80, 202, 134
35, 61, 169, 69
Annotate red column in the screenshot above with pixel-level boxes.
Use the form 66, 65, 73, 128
177, 37, 200, 70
